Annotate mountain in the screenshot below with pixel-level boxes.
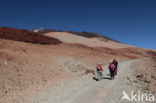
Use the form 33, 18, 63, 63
34, 28, 120, 43
44, 31, 130, 49
34, 28, 63, 34
0, 27, 156, 103
0, 27, 62, 45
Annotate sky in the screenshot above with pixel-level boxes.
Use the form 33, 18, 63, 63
0, 0, 156, 49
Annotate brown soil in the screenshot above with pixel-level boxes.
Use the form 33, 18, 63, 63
134, 59, 156, 95
0, 28, 155, 103
0, 27, 62, 45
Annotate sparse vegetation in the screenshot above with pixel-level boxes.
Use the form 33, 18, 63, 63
85, 69, 95, 75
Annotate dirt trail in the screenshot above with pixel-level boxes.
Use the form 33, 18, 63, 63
64, 60, 138, 103
27, 59, 143, 103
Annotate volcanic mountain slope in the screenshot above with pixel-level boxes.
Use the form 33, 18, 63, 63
0, 27, 62, 45
0, 39, 130, 103
34, 28, 120, 42
44, 32, 134, 49
0, 27, 156, 103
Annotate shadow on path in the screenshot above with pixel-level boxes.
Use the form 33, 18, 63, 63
92, 76, 111, 81
92, 77, 99, 81
103, 77, 111, 80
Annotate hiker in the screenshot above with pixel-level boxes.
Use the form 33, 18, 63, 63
113, 59, 118, 76
109, 61, 115, 80
96, 63, 103, 81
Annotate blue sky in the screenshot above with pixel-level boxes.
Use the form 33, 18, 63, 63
0, 0, 156, 49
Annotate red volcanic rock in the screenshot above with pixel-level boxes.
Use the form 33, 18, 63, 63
0, 27, 62, 45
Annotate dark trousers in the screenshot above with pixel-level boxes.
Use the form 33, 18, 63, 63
110, 69, 115, 79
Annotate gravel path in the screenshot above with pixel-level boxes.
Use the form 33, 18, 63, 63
66, 59, 139, 103
28, 59, 147, 103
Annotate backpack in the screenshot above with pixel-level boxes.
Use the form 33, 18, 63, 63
97, 66, 100, 71
109, 64, 114, 69
97, 65, 103, 71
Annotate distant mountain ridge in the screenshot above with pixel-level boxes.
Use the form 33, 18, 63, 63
34, 28, 120, 43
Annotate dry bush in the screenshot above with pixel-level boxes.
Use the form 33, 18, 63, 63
85, 69, 95, 75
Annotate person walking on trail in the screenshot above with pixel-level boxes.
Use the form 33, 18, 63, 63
113, 59, 118, 76
96, 63, 103, 81
109, 62, 115, 80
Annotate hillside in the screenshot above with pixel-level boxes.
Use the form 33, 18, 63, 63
0, 27, 62, 45
34, 28, 120, 43
0, 27, 156, 103
44, 32, 133, 49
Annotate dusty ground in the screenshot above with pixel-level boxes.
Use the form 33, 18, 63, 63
0, 38, 129, 103
133, 59, 156, 95
0, 30, 156, 103
25, 59, 156, 103
102, 59, 156, 103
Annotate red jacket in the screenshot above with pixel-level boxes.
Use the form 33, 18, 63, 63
109, 64, 115, 69
97, 65, 103, 71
